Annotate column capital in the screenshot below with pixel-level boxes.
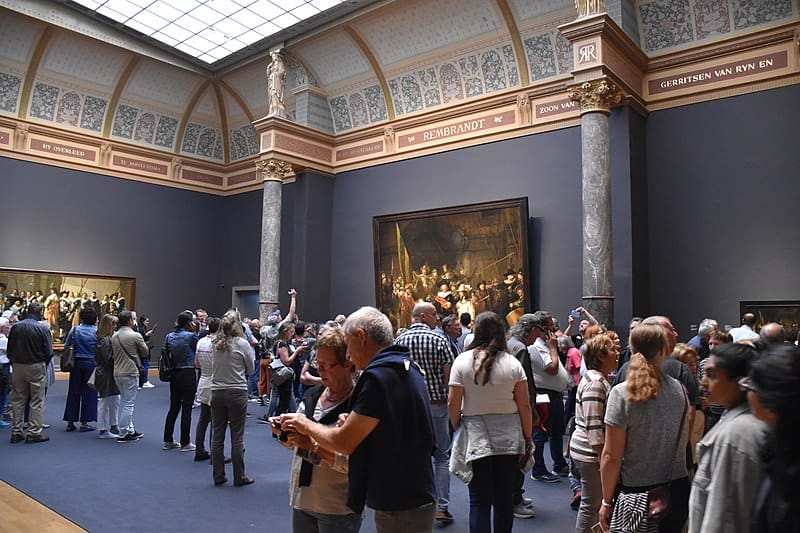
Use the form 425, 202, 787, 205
256, 158, 293, 182
568, 79, 623, 115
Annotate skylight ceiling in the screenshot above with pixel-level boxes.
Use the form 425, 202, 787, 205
71, 0, 349, 65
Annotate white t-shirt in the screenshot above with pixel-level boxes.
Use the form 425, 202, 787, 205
449, 349, 526, 416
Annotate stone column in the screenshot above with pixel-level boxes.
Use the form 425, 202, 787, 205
256, 158, 293, 324
568, 79, 622, 328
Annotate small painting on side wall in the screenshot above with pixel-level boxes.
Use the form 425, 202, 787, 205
0, 267, 135, 344
373, 198, 530, 331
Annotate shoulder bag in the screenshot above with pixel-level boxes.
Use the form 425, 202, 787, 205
646, 390, 688, 520
159, 337, 175, 382
60, 329, 76, 372
113, 334, 143, 374
610, 388, 688, 532
269, 342, 294, 386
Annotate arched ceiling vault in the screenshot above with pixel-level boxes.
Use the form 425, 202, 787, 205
0, 1, 797, 168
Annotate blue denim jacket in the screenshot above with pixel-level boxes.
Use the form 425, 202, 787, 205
164, 329, 198, 368
64, 324, 97, 358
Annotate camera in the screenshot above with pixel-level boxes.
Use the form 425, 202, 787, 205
272, 420, 291, 442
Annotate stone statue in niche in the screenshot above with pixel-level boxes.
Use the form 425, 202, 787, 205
267, 50, 287, 118
14, 124, 28, 151
575, 0, 604, 18
171, 157, 182, 180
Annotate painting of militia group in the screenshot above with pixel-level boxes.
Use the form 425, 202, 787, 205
0, 268, 135, 344
374, 198, 529, 330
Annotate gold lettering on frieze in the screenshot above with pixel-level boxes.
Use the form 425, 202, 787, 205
648, 51, 788, 95
29, 138, 96, 161
0, 131, 9, 146
568, 79, 622, 115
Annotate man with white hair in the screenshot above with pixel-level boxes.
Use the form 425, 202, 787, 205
688, 318, 718, 360
280, 306, 436, 533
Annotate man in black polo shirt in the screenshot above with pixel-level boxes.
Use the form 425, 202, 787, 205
281, 306, 436, 532
7, 302, 53, 443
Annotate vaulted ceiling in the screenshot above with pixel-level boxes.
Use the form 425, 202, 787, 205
0, 0, 796, 165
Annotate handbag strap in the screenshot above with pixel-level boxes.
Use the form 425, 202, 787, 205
113, 334, 139, 366
663, 386, 689, 485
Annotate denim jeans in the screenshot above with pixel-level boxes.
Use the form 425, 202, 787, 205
248, 360, 259, 397
63, 358, 97, 423
468, 454, 518, 533
164, 368, 196, 445
430, 402, 451, 511
373, 502, 435, 533
0, 363, 11, 422
114, 375, 138, 436
139, 357, 150, 387
97, 395, 119, 432
292, 507, 362, 533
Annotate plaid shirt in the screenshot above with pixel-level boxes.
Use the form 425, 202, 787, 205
394, 322, 454, 401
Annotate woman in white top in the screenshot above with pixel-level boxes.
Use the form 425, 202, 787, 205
448, 311, 533, 533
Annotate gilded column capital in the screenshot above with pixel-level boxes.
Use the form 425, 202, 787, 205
568, 79, 623, 115
256, 158, 293, 182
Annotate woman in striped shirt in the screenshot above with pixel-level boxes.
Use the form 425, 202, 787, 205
569, 332, 619, 533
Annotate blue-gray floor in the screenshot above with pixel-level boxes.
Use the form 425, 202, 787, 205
2, 379, 579, 532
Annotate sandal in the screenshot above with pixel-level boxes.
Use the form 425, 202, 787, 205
79, 425, 95, 432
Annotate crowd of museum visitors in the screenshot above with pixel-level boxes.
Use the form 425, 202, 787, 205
2, 286, 799, 533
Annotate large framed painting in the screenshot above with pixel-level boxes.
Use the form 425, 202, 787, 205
739, 300, 800, 331
373, 198, 530, 330
0, 267, 135, 344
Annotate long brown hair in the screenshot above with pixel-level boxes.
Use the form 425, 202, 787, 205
626, 324, 667, 403
96, 313, 118, 339
467, 312, 507, 385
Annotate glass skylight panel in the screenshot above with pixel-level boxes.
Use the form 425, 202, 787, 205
174, 14, 207, 33
189, 5, 226, 25
148, 1, 184, 21
272, 12, 301, 29
248, 0, 286, 20
71, 0, 351, 63
158, 24, 193, 42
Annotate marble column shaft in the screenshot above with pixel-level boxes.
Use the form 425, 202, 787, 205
581, 112, 614, 328
569, 79, 622, 328
257, 159, 291, 324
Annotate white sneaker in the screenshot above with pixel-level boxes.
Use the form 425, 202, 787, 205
180, 443, 196, 452
142, 382, 155, 389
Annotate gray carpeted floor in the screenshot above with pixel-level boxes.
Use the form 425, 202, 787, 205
2, 378, 579, 532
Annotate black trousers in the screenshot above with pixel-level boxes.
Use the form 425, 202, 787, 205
163, 368, 196, 445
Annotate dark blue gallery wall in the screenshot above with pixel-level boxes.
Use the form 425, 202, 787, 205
328, 126, 637, 332
646, 84, 800, 334
1, 156, 230, 347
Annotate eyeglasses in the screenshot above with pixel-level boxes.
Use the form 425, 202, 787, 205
737, 376, 757, 393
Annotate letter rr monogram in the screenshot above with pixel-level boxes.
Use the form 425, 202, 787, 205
578, 43, 597, 64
